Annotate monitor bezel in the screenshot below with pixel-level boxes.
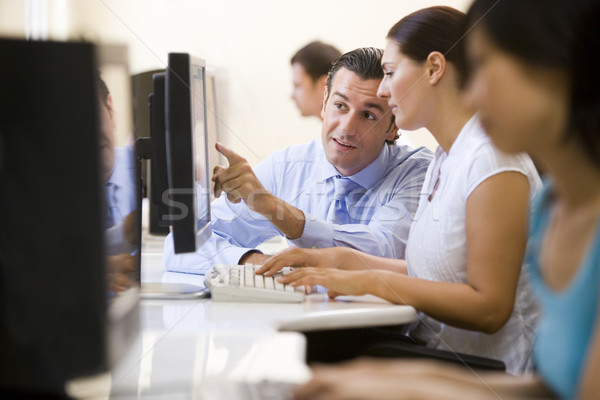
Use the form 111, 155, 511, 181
165, 52, 212, 254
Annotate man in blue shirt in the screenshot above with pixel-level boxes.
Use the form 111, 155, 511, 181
163, 47, 432, 274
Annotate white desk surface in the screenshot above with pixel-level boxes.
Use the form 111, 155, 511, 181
95, 232, 416, 400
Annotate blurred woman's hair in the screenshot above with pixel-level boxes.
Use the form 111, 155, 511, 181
466, 0, 600, 167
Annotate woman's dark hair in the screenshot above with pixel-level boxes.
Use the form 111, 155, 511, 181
387, 6, 467, 87
466, 0, 600, 167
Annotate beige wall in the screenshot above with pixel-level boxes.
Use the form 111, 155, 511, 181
1, 0, 471, 164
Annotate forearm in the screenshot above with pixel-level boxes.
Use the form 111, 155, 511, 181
369, 271, 510, 333
481, 374, 554, 398
251, 193, 305, 239
293, 211, 410, 259
340, 249, 407, 274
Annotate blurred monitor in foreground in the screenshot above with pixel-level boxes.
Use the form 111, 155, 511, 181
0, 39, 140, 398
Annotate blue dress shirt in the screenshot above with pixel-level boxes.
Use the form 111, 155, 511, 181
163, 139, 432, 274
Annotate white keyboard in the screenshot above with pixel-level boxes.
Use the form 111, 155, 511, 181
204, 264, 305, 303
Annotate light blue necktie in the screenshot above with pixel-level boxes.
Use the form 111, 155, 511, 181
327, 176, 361, 225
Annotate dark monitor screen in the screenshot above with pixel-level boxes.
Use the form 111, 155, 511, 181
0, 39, 140, 397
165, 53, 212, 254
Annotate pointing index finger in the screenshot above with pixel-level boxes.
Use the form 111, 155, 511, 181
215, 142, 245, 165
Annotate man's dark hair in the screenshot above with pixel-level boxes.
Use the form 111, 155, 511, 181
325, 47, 398, 144
291, 41, 342, 82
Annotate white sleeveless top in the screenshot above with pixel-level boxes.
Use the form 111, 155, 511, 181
405, 115, 541, 375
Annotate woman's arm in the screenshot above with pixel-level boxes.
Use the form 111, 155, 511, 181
281, 171, 531, 333
417, 171, 531, 332
256, 246, 408, 276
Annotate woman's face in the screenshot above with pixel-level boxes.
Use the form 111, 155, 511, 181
466, 27, 569, 155
377, 40, 431, 131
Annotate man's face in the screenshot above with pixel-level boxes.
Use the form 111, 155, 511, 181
321, 68, 395, 176
291, 62, 326, 118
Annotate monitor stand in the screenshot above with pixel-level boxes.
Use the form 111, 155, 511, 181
135, 138, 210, 301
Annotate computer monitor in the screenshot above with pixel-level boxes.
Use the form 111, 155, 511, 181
165, 53, 212, 254
147, 72, 170, 235
0, 39, 140, 397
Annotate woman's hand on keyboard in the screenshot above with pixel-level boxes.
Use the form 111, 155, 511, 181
255, 247, 349, 277
276, 268, 373, 298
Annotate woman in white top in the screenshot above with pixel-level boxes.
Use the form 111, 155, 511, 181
257, 6, 540, 374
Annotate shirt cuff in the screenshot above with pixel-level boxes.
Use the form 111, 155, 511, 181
289, 213, 334, 249
238, 249, 264, 264
162, 233, 257, 274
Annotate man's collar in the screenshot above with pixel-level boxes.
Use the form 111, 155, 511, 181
319, 144, 390, 189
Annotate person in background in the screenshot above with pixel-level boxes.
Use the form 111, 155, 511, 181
258, 6, 541, 375
291, 41, 342, 119
97, 75, 138, 293
163, 47, 432, 274
290, 0, 600, 398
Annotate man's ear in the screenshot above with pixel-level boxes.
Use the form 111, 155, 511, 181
106, 93, 115, 119
385, 116, 398, 142
426, 51, 446, 86
321, 85, 329, 119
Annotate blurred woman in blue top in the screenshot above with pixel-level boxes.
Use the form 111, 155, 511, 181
466, 0, 600, 397
290, 0, 600, 399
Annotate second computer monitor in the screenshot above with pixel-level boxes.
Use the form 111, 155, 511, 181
165, 53, 212, 254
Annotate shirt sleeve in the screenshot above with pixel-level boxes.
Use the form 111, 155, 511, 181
465, 146, 541, 199
162, 155, 284, 274
291, 155, 430, 259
